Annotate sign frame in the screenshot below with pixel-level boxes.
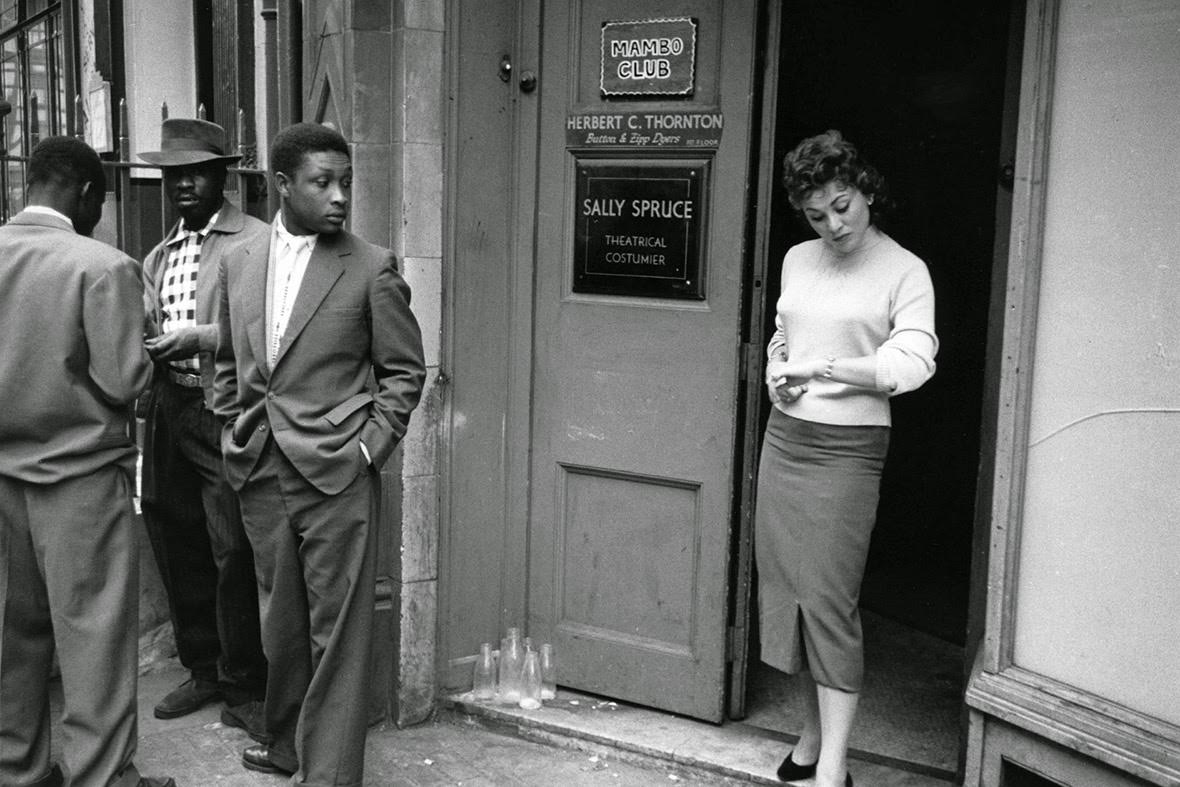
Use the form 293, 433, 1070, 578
573, 158, 709, 300
600, 17, 698, 97
566, 110, 723, 150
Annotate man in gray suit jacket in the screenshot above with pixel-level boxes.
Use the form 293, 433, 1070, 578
0, 137, 173, 786
214, 123, 425, 785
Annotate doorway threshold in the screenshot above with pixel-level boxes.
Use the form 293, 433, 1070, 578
444, 690, 955, 785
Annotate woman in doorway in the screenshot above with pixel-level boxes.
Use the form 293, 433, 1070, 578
756, 130, 937, 787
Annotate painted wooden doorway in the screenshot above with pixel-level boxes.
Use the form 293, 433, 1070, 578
523, 0, 759, 722
734, 1, 1021, 777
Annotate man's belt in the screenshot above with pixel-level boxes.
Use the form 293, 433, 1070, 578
165, 367, 202, 388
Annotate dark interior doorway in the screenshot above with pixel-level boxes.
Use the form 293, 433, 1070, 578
744, 0, 1015, 775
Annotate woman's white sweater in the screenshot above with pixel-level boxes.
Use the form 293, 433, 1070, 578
767, 234, 938, 426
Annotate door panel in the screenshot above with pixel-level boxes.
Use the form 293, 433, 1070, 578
527, 0, 758, 722
558, 466, 699, 652
442, 0, 539, 688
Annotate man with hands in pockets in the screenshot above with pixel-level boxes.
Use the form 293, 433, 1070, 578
214, 122, 425, 786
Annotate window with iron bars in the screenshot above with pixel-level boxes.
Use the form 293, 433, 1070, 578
0, 0, 67, 220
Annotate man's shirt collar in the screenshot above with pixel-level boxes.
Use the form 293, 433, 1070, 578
167, 209, 221, 246
273, 213, 318, 253
23, 205, 75, 231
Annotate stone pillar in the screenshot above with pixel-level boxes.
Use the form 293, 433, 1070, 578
386, 0, 444, 727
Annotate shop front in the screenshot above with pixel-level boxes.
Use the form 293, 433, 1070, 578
441, 0, 1180, 784
443, 0, 1002, 777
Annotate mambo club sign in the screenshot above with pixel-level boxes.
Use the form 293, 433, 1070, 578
601, 17, 697, 96
574, 163, 705, 299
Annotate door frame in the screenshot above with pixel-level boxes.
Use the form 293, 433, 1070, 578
730, 1, 1026, 759
438, 0, 541, 688
726, 0, 778, 719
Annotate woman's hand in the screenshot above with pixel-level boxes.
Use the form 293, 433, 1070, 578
768, 380, 808, 405
767, 357, 825, 387
766, 357, 813, 405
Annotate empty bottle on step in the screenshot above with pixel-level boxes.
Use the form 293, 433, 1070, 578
540, 642, 557, 700
519, 648, 542, 710
473, 642, 496, 700
498, 627, 523, 703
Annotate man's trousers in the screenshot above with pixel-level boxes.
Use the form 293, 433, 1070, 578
141, 377, 266, 704
0, 466, 144, 787
238, 438, 378, 787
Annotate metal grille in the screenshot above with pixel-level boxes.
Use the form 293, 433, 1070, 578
0, 98, 271, 255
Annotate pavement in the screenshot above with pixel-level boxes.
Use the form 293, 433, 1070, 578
47, 659, 953, 785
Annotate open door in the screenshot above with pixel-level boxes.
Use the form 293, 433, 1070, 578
733, 0, 1019, 777
525, 0, 760, 722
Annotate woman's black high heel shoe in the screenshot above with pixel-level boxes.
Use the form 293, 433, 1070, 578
775, 750, 817, 781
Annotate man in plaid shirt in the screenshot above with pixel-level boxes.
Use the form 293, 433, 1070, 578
139, 118, 270, 738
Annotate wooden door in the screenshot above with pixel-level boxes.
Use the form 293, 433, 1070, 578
440, 0, 541, 688
526, 0, 758, 722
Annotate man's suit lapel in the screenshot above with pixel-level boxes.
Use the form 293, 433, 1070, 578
243, 241, 271, 377
272, 234, 348, 369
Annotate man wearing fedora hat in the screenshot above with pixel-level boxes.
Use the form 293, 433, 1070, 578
138, 117, 269, 736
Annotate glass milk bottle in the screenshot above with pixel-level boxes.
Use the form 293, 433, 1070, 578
473, 642, 496, 700
519, 648, 543, 710
540, 643, 557, 700
498, 627, 523, 703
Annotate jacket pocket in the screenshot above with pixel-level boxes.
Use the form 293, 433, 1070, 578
319, 307, 364, 321
324, 392, 373, 426
229, 416, 250, 447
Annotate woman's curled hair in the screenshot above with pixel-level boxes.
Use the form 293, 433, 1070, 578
781, 130, 891, 219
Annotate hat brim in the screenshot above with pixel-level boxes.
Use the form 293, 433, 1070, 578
138, 150, 243, 166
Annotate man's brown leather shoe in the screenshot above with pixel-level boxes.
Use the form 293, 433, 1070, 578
242, 744, 295, 776
153, 678, 221, 719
